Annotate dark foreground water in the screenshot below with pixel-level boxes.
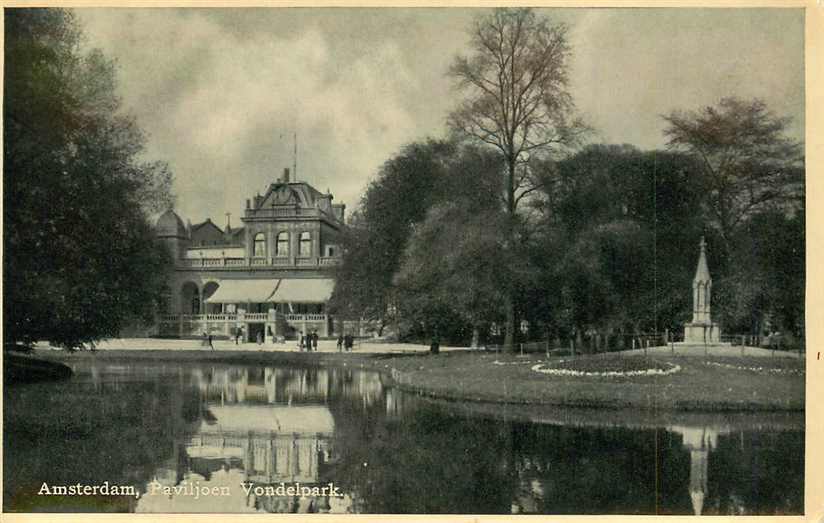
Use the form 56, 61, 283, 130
3, 360, 804, 514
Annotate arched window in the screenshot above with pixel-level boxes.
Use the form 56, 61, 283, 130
253, 233, 266, 257
203, 282, 220, 314
299, 232, 312, 257
276, 232, 289, 257
182, 282, 200, 315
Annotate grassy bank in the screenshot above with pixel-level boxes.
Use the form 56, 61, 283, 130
380, 351, 805, 411
4, 353, 73, 383
35, 348, 805, 411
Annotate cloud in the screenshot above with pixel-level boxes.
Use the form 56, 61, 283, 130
77, 8, 468, 224
75, 8, 804, 226
566, 8, 804, 150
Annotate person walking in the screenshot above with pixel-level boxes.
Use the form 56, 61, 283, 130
299, 332, 306, 352
312, 330, 319, 352
337, 334, 344, 352
344, 333, 354, 352
208, 334, 215, 351
235, 327, 242, 345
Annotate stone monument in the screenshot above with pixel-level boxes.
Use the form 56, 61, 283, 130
683, 237, 720, 343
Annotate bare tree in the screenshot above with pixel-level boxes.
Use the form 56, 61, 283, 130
663, 97, 804, 257
448, 8, 585, 352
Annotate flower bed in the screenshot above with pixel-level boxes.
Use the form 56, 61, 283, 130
492, 359, 537, 366
531, 356, 681, 377
704, 361, 805, 375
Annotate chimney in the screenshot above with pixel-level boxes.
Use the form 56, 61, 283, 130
283, 167, 290, 183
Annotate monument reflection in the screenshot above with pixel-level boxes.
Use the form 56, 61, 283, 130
7, 360, 798, 514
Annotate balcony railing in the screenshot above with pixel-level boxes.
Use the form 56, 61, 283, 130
244, 207, 325, 219
179, 256, 339, 269
161, 313, 328, 323
285, 313, 327, 321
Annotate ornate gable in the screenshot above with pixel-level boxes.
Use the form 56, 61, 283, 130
260, 183, 304, 207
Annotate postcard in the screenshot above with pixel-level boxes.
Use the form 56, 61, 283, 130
3, 2, 820, 521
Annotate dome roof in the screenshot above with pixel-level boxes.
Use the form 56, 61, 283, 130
156, 209, 187, 238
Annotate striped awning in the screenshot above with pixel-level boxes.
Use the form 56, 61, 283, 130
270, 279, 335, 303
205, 279, 279, 303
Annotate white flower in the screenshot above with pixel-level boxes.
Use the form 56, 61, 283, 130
530, 362, 681, 378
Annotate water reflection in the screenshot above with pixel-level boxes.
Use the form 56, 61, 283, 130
503, 420, 802, 515
3, 360, 803, 514
671, 425, 713, 515
127, 365, 384, 513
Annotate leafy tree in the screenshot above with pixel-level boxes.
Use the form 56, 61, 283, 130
394, 174, 517, 346
714, 204, 805, 339
662, 98, 804, 341
333, 140, 518, 345
4, 9, 174, 349
528, 145, 707, 345
328, 139, 455, 335
448, 7, 587, 352
662, 97, 803, 257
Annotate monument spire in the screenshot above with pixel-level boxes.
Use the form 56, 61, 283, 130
683, 236, 721, 344
692, 236, 712, 324
694, 236, 710, 284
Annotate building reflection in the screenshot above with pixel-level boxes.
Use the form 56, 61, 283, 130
385, 387, 421, 418
7, 357, 804, 515
134, 364, 385, 514
187, 366, 384, 407
188, 405, 334, 483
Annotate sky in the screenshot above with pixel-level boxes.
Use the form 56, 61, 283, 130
75, 7, 805, 227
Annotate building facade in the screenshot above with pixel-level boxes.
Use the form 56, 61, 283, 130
156, 168, 353, 341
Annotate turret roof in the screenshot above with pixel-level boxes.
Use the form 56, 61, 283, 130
156, 209, 187, 238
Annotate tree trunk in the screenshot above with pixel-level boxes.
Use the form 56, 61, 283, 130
504, 296, 516, 353
504, 155, 517, 353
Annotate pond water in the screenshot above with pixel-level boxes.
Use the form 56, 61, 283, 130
4, 360, 804, 514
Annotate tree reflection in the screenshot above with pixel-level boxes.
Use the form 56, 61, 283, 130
4, 360, 805, 515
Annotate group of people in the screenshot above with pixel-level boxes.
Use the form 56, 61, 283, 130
205, 327, 355, 352
336, 333, 355, 352
299, 330, 320, 351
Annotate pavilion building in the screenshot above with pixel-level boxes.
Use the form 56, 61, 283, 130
155, 168, 355, 342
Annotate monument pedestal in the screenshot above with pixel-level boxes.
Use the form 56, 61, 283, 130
684, 322, 720, 344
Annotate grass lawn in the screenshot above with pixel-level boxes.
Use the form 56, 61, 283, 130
378, 351, 805, 411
